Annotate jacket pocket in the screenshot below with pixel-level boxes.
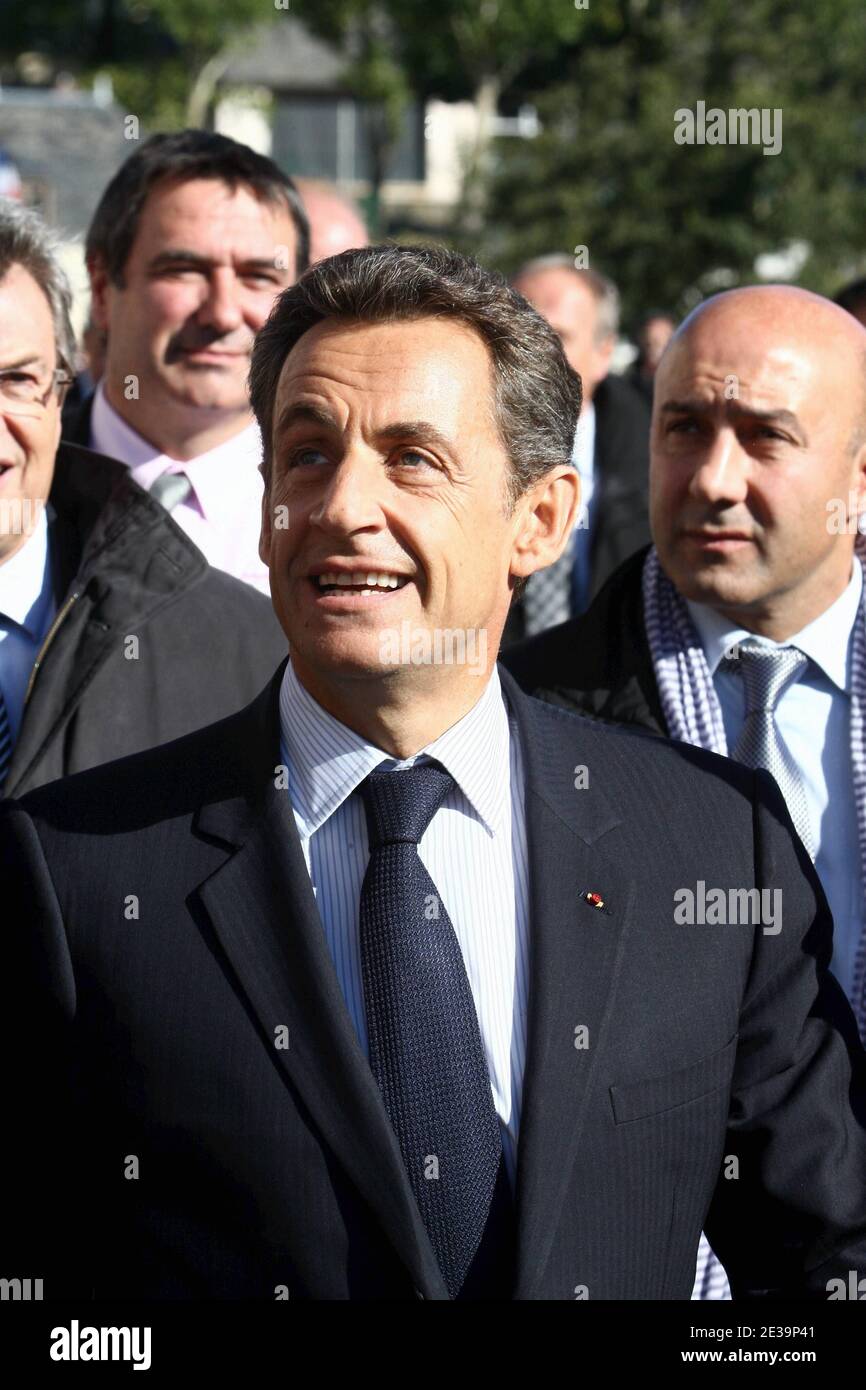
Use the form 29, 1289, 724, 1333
610, 1034, 738, 1125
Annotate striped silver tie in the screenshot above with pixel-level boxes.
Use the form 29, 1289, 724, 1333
727, 640, 815, 858
0, 682, 12, 795
151, 471, 192, 512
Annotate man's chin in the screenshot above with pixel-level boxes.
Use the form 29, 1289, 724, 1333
162, 369, 250, 414
290, 637, 408, 683
662, 549, 762, 610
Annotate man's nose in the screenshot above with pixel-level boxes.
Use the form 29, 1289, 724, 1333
197, 270, 244, 335
688, 430, 749, 506
309, 453, 385, 534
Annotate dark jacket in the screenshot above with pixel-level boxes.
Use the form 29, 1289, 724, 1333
5, 441, 287, 797
502, 374, 651, 647
3, 661, 866, 1299
501, 544, 667, 733
60, 388, 95, 447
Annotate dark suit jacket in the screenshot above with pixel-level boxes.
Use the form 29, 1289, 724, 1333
501, 545, 666, 732
502, 375, 651, 647
5, 442, 287, 797
3, 661, 866, 1300
60, 388, 95, 448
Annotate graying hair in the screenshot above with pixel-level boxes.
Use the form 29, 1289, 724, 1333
513, 254, 620, 345
250, 243, 580, 508
0, 199, 76, 374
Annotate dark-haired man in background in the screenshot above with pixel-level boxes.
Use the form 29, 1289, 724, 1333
63, 129, 310, 594
0, 200, 285, 797
4, 247, 866, 1301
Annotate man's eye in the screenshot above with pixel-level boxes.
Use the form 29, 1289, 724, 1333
287, 447, 328, 468
244, 272, 280, 286
667, 418, 699, 433
0, 371, 39, 399
158, 266, 204, 280
393, 450, 434, 469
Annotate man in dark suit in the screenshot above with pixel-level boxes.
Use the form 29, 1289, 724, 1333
0, 200, 286, 799
501, 284, 866, 1298
3, 247, 866, 1301
503, 257, 651, 644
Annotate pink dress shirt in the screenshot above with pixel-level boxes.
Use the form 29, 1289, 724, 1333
89, 384, 270, 596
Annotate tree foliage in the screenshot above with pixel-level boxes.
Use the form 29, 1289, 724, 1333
478, 0, 866, 323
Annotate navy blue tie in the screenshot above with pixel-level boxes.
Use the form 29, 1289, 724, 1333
359, 759, 512, 1298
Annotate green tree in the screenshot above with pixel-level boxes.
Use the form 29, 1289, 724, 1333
0, 0, 268, 127
307, 0, 586, 229
480, 0, 866, 323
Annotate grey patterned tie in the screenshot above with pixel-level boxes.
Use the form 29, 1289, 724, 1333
523, 528, 577, 637
150, 471, 192, 512
0, 683, 11, 795
727, 640, 815, 858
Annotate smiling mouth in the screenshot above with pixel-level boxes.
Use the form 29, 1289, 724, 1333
312, 570, 412, 597
182, 348, 246, 359
684, 529, 753, 543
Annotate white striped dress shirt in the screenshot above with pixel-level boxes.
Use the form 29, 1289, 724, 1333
278, 659, 530, 1189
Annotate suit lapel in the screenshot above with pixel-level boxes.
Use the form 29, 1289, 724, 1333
498, 667, 637, 1299
191, 660, 637, 1301
192, 667, 448, 1298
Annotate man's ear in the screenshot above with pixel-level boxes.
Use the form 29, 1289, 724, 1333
88, 256, 112, 334
258, 473, 272, 567
509, 467, 580, 582
850, 439, 866, 540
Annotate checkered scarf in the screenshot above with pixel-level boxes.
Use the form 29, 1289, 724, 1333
642, 542, 866, 1042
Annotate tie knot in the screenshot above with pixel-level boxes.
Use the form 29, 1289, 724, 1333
360, 759, 455, 849
151, 470, 192, 512
729, 639, 808, 714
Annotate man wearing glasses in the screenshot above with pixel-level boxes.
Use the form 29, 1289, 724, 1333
0, 200, 285, 799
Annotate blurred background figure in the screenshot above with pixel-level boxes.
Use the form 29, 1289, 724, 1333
62, 312, 106, 418
626, 310, 677, 404
295, 178, 370, 264
834, 276, 866, 329
63, 129, 310, 595
503, 256, 650, 642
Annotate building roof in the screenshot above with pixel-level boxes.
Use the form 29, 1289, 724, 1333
223, 18, 348, 93
0, 90, 131, 236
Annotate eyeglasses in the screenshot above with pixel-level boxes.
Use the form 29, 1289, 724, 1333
0, 367, 73, 417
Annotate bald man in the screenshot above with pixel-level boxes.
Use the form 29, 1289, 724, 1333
502, 284, 866, 1295
503, 258, 651, 643
294, 178, 369, 264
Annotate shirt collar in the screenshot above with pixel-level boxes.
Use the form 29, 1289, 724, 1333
686, 557, 863, 693
0, 505, 53, 636
572, 400, 596, 477
279, 659, 512, 841
90, 382, 264, 526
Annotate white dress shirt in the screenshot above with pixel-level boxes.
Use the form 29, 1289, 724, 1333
0, 508, 56, 744
277, 659, 531, 1189
572, 399, 596, 527
89, 383, 269, 594
686, 560, 864, 1000
570, 401, 596, 614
